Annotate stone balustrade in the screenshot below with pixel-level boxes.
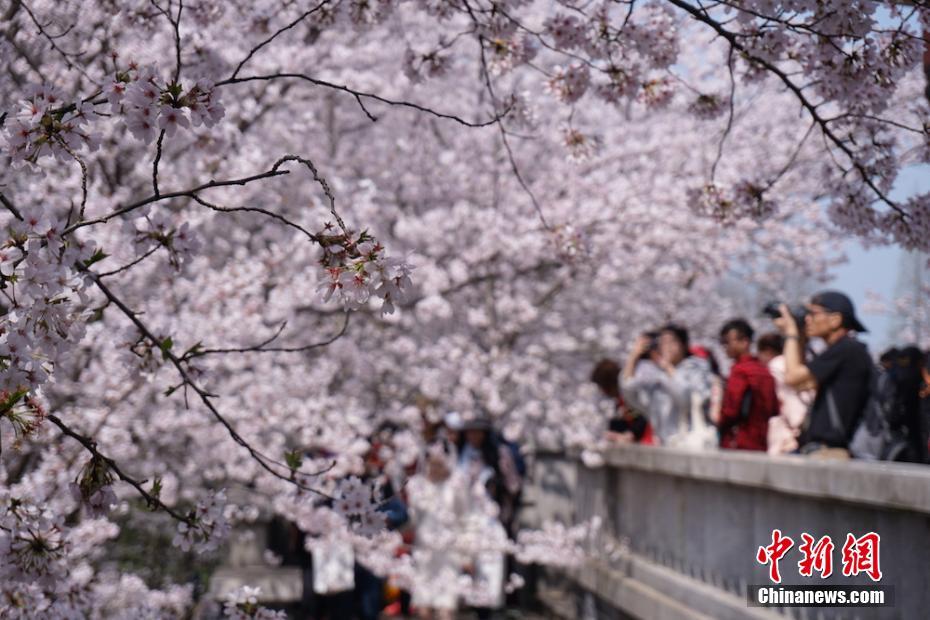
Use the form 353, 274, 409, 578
522, 445, 930, 620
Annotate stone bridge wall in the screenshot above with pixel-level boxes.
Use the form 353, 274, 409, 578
521, 445, 930, 620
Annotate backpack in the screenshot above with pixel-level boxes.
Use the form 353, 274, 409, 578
830, 366, 910, 460
503, 438, 527, 478
490, 431, 526, 480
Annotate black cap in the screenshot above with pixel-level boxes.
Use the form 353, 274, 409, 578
810, 290, 868, 333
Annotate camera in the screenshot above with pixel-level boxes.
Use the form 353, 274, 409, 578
762, 301, 808, 326
637, 330, 659, 361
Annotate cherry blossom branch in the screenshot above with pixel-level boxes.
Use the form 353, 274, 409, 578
46, 413, 193, 523
664, 0, 910, 220
83, 269, 333, 499
710, 48, 737, 183
96, 245, 160, 278
217, 73, 507, 128
0, 192, 24, 221
474, 36, 551, 230
229, 0, 332, 80
55, 136, 88, 221
152, 129, 166, 197
149, 0, 183, 83
828, 112, 927, 134
18, 1, 98, 85
187, 194, 320, 242
63, 167, 291, 235
66, 154, 345, 240
182, 311, 350, 359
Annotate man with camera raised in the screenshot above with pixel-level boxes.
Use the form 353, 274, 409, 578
775, 291, 872, 459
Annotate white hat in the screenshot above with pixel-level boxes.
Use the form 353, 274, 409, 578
443, 411, 463, 431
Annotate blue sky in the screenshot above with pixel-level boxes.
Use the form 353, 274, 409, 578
828, 165, 929, 352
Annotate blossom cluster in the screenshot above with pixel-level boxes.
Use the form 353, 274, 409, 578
403, 47, 453, 84
547, 64, 591, 104
333, 476, 387, 538
486, 34, 538, 76
2, 85, 99, 165
121, 210, 203, 272
223, 586, 287, 620
689, 181, 778, 223
550, 223, 592, 263
688, 93, 728, 121
560, 125, 601, 164
69, 455, 118, 519
173, 489, 231, 554
0, 217, 96, 394
1, 497, 67, 580
0, 390, 46, 447
107, 63, 225, 142
316, 228, 413, 315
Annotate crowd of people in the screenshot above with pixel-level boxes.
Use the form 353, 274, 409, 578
283, 412, 526, 620
265, 289, 929, 620
593, 290, 930, 462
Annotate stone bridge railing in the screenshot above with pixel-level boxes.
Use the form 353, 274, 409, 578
521, 445, 930, 620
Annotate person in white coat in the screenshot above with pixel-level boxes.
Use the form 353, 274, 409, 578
408, 441, 463, 620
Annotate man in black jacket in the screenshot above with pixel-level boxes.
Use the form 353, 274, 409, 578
776, 291, 872, 458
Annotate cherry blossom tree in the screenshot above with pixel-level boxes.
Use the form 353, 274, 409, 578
1, 0, 928, 615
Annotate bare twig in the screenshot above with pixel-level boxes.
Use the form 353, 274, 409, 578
152, 129, 166, 197
63, 167, 291, 235
217, 73, 507, 128
229, 0, 332, 80
0, 193, 24, 221
474, 36, 551, 230
97, 245, 160, 278
149, 0, 183, 82
710, 47, 737, 183
271, 154, 348, 235
19, 1, 98, 85
184, 312, 350, 359
761, 120, 818, 192
188, 193, 320, 242
54, 137, 89, 221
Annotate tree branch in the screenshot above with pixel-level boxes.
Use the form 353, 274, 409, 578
0, 192, 24, 221
217, 73, 507, 128
183, 312, 350, 359
663, 0, 910, 220
63, 167, 292, 236
82, 267, 332, 499
152, 129, 166, 197
229, 0, 332, 80
46, 413, 193, 523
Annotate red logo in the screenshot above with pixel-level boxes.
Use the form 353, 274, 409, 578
756, 529, 794, 584
841, 532, 882, 582
758, 531, 882, 583
797, 533, 834, 578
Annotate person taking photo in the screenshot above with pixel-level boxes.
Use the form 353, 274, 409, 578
775, 291, 872, 459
